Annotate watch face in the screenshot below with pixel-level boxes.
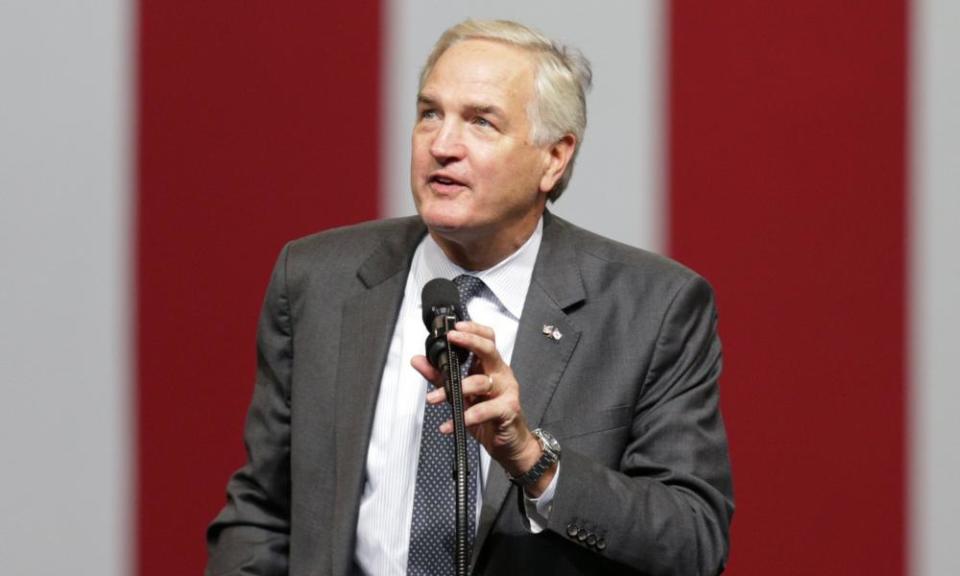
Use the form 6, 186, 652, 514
538, 429, 561, 456
548, 435, 561, 453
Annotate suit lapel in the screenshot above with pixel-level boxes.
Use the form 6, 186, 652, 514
472, 214, 585, 568
331, 218, 425, 576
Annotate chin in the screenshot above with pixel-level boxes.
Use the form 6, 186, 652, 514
416, 199, 474, 234
420, 212, 470, 235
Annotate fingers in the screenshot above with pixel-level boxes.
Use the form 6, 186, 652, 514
465, 373, 496, 397
453, 320, 495, 341
438, 389, 523, 436
425, 372, 493, 406
426, 386, 447, 405
447, 323, 502, 369
430, 371, 522, 438
410, 354, 440, 384
415, 322, 527, 458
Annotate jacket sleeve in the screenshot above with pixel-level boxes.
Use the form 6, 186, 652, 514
548, 274, 734, 575
206, 245, 294, 576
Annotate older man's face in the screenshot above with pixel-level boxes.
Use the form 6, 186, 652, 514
411, 40, 554, 245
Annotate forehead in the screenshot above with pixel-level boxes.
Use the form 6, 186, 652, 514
421, 39, 536, 106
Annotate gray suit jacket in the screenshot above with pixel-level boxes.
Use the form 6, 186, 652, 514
207, 212, 733, 576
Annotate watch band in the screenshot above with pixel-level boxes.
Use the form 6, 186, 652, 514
508, 428, 561, 488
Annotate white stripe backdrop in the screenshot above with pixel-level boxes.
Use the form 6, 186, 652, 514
0, 1, 131, 575
911, 1, 960, 575
382, 0, 665, 253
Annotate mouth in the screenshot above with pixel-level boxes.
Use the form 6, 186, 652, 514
428, 172, 468, 193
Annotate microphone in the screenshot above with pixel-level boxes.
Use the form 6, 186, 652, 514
421, 278, 467, 375
420, 277, 473, 576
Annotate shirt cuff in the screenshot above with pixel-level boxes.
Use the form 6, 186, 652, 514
521, 462, 559, 534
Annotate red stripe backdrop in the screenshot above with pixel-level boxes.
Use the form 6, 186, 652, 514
136, 2, 910, 574
669, 1, 908, 574
136, 2, 381, 574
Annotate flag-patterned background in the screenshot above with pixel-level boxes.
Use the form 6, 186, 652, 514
1, 1, 957, 575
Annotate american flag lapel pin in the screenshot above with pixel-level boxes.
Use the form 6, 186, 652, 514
542, 324, 562, 341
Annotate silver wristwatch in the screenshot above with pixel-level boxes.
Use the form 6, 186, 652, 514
508, 428, 561, 488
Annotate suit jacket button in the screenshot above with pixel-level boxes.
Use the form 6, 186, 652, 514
577, 530, 589, 542
586, 534, 597, 547
566, 523, 579, 538
596, 538, 607, 551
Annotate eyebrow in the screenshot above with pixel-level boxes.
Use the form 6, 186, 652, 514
416, 94, 437, 107
470, 104, 505, 118
416, 94, 506, 118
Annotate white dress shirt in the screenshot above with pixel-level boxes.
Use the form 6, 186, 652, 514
354, 218, 558, 575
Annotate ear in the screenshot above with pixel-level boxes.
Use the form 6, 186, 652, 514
539, 134, 577, 194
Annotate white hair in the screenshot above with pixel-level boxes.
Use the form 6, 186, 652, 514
419, 19, 593, 201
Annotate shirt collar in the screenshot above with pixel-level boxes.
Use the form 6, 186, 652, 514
414, 217, 543, 320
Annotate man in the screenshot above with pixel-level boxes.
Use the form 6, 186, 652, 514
207, 19, 733, 576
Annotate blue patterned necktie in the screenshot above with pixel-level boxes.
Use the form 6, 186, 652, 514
407, 275, 485, 575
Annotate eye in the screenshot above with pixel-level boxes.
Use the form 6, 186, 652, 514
419, 108, 440, 121
472, 116, 494, 128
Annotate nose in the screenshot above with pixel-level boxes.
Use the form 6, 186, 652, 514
429, 119, 465, 165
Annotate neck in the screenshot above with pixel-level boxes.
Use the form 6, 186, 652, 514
429, 213, 542, 271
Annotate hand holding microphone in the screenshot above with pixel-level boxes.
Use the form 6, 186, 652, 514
412, 279, 547, 495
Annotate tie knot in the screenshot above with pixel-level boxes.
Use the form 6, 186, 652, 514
453, 275, 484, 320
454, 274, 484, 299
